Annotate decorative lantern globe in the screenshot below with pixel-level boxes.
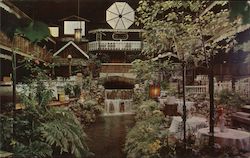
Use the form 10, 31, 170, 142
149, 84, 161, 98
74, 28, 82, 42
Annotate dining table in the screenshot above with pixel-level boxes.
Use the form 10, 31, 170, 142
197, 127, 250, 151
169, 116, 208, 139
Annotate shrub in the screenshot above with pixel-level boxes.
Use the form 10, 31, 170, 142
73, 84, 81, 98
0, 65, 91, 157
64, 83, 74, 96
135, 100, 159, 121
70, 99, 104, 126
125, 100, 174, 158
218, 89, 245, 108
125, 111, 174, 158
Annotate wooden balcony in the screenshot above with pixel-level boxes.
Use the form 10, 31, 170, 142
88, 41, 142, 51
100, 63, 136, 79
101, 63, 132, 73
53, 58, 87, 66
0, 32, 52, 62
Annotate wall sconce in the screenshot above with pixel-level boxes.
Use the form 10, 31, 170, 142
74, 28, 82, 42
149, 84, 161, 99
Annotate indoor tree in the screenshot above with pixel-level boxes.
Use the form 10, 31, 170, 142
136, 0, 242, 151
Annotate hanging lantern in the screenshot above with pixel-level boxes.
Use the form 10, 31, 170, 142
74, 28, 82, 42
149, 84, 161, 98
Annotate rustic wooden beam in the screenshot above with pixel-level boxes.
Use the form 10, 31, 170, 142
0, 43, 46, 62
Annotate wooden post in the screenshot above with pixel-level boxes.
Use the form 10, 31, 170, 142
209, 51, 215, 148
182, 61, 186, 147
12, 52, 16, 111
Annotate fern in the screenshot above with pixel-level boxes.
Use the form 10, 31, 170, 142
13, 141, 52, 158
40, 108, 91, 158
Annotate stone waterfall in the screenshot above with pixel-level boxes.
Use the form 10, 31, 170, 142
104, 89, 134, 115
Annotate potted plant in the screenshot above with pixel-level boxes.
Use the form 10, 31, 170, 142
64, 83, 73, 98
73, 84, 81, 98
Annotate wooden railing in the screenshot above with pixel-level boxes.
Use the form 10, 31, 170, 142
235, 77, 250, 99
0, 32, 52, 62
101, 63, 132, 73
185, 78, 250, 99
214, 81, 232, 94
53, 58, 87, 66
185, 85, 208, 95
88, 41, 142, 51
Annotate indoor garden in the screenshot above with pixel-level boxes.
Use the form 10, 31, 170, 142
0, 0, 250, 158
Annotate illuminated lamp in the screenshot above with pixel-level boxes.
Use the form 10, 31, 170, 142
149, 84, 161, 98
74, 28, 82, 42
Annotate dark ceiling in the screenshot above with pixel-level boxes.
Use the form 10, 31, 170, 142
10, 0, 140, 30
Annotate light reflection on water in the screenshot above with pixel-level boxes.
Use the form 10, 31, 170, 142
85, 114, 135, 158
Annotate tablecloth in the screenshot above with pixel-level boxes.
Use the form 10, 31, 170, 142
169, 116, 208, 139
197, 127, 250, 151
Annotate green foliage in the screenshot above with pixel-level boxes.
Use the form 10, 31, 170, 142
73, 84, 81, 98
229, 0, 250, 24
64, 83, 73, 96
137, 0, 237, 67
82, 76, 92, 91
1, 8, 50, 43
135, 100, 160, 121
13, 141, 52, 158
125, 100, 174, 158
39, 108, 90, 158
218, 89, 245, 107
70, 99, 104, 126
0, 115, 13, 150
131, 59, 177, 84
16, 21, 50, 43
86, 54, 102, 78
131, 59, 156, 82
0, 62, 91, 158
133, 88, 147, 107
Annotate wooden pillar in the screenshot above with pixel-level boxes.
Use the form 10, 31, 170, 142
209, 52, 215, 148
12, 52, 16, 110
182, 61, 186, 147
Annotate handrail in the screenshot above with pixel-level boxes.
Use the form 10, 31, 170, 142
88, 40, 142, 51
0, 32, 52, 62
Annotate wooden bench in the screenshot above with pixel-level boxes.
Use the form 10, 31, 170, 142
232, 112, 250, 130
241, 105, 250, 113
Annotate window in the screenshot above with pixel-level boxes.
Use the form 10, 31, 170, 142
49, 27, 59, 37
64, 21, 85, 36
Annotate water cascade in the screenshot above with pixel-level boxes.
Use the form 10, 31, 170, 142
104, 89, 134, 115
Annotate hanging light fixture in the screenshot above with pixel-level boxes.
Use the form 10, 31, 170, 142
149, 83, 161, 99
74, 28, 82, 42
75, 0, 82, 42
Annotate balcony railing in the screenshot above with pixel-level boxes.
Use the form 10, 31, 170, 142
53, 58, 87, 66
100, 63, 136, 79
88, 41, 142, 51
101, 63, 132, 73
185, 85, 208, 95
0, 32, 52, 62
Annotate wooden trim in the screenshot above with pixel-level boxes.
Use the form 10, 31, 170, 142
0, 43, 46, 62
1, 0, 31, 20
0, 53, 12, 60
59, 15, 90, 22
89, 29, 144, 34
101, 63, 132, 66
53, 41, 89, 59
